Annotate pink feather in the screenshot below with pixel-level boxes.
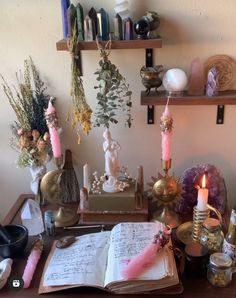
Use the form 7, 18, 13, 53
122, 242, 159, 279
121, 229, 171, 280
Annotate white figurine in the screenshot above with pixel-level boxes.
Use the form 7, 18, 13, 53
102, 129, 121, 193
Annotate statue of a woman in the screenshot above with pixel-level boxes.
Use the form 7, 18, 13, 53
103, 129, 121, 192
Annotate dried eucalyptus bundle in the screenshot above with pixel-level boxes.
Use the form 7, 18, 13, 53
94, 41, 132, 128
67, 25, 92, 144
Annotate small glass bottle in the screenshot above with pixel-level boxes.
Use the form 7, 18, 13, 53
199, 218, 224, 253
222, 206, 236, 266
44, 210, 56, 236
207, 252, 233, 287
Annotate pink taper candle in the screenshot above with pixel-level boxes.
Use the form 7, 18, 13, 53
160, 98, 173, 161
46, 101, 62, 158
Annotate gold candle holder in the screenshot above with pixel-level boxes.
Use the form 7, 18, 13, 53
192, 206, 210, 242
54, 155, 64, 169
150, 158, 182, 228
161, 159, 172, 174
192, 204, 222, 242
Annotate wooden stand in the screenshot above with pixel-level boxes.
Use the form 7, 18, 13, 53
78, 195, 148, 224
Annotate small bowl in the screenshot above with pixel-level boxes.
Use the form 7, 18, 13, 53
0, 224, 28, 258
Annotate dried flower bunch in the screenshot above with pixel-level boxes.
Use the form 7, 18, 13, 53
67, 25, 92, 144
1, 57, 52, 168
94, 40, 132, 128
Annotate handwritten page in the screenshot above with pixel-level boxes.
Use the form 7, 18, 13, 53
104, 222, 168, 286
43, 231, 111, 287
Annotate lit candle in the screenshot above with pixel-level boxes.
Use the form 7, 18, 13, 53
197, 174, 209, 211
46, 100, 62, 158
160, 98, 173, 161
83, 163, 91, 192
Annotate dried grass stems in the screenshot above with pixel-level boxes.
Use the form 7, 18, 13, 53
1, 57, 51, 168
67, 25, 92, 144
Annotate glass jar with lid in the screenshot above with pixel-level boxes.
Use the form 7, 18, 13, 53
207, 252, 235, 287
199, 218, 224, 253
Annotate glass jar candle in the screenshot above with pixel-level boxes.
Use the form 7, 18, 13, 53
207, 252, 234, 287
199, 218, 224, 253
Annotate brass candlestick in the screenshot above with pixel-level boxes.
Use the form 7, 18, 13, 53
40, 156, 79, 228
192, 204, 222, 242
149, 159, 182, 228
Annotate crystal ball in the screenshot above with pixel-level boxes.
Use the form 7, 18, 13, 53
134, 19, 150, 38
162, 68, 188, 92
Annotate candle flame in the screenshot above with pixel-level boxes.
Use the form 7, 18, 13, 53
202, 174, 207, 188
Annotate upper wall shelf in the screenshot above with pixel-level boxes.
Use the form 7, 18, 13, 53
56, 38, 163, 51
141, 90, 236, 105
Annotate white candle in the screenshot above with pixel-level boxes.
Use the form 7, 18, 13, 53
197, 174, 209, 211
83, 164, 91, 192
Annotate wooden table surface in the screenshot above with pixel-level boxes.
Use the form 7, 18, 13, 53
1, 194, 236, 298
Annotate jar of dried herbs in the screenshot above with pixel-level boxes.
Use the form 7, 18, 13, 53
199, 218, 224, 253
207, 252, 235, 287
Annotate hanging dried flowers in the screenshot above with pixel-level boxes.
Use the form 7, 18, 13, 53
67, 25, 92, 144
1, 57, 52, 168
94, 39, 132, 129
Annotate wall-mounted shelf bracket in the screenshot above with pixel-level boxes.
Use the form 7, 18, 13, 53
216, 104, 225, 124
146, 48, 154, 124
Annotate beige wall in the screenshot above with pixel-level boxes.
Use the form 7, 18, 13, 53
1, 0, 236, 219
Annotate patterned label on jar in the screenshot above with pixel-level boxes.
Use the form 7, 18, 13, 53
222, 239, 236, 265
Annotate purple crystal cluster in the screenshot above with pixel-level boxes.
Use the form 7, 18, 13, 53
176, 164, 227, 215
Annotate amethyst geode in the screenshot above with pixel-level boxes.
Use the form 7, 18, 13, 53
176, 164, 227, 215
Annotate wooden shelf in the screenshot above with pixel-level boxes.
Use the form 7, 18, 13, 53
141, 90, 236, 105
56, 38, 162, 51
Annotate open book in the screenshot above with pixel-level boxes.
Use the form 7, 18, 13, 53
39, 222, 181, 294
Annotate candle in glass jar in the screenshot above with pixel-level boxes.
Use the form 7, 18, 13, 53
46, 101, 62, 158
197, 174, 209, 211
